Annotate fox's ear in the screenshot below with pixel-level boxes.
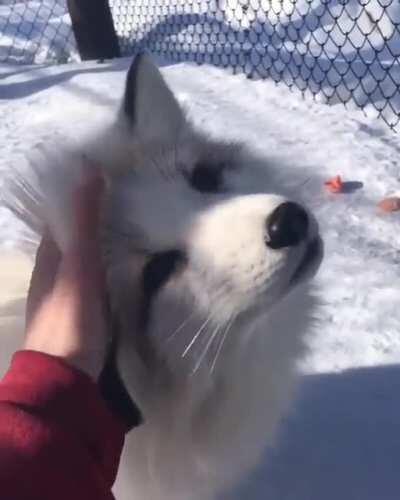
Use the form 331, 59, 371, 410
122, 54, 185, 144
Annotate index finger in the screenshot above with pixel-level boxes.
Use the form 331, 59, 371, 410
72, 166, 104, 248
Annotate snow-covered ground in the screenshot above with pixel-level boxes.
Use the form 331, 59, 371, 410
0, 57, 400, 499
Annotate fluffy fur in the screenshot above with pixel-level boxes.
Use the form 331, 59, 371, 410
0, 55, 323, 500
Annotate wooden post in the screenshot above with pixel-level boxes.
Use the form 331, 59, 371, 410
67, 0, 120, 61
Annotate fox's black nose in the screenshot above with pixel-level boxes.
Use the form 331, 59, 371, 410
266, 202, 309, 249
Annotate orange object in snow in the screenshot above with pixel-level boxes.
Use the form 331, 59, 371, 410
324, 175, 343, 193
378, 196, 400, 212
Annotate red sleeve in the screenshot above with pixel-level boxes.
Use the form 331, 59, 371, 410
0, 350, 127, 500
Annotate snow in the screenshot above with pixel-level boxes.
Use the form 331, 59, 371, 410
0, 56, 400, 498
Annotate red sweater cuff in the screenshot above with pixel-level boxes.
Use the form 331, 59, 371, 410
0, 350, 126, 485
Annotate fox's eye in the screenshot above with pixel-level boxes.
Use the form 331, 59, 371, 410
190, 164, 223, 193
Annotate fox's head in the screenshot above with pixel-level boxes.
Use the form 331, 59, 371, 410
95, 55, 323, 386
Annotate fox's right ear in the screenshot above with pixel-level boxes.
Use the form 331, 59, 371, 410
122, 54, 185, 145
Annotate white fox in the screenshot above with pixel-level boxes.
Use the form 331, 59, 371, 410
0, 55, 323, 500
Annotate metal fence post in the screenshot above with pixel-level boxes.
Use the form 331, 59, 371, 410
67, 0, 120, 61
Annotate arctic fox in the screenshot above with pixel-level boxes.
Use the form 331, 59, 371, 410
0, 55, 323, 500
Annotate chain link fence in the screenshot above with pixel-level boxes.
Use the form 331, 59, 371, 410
0, 1, 76, 64
1, 1, 400, 130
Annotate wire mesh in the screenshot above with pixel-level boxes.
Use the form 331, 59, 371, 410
109, 0, 400, 130
1, 1, 400, 130
0, 1, 76, 65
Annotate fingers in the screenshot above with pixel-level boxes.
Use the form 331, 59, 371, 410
26, 231, 61, 327
24, 163, 109, 379
26, 165, 106, 329
59, 165, 106, 289
72, 165, 104, 252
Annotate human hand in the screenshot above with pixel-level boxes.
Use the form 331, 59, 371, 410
24, 169, 109, 380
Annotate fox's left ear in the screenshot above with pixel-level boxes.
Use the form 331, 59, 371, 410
122, 53, 186, 145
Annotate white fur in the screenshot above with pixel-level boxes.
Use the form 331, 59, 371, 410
0, 55, 322, 500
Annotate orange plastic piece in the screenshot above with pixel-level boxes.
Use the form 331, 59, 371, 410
378, 196, 400, 212
324, 175, 343, 193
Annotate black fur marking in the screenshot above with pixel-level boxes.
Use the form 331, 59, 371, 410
140, 250, 186, 328
123, 53, 146, 124
142, 250, 185, 297
190, 163, 223, 193
99, 337, 143, 431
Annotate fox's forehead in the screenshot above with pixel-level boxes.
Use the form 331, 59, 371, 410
96, 122, 240, 179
